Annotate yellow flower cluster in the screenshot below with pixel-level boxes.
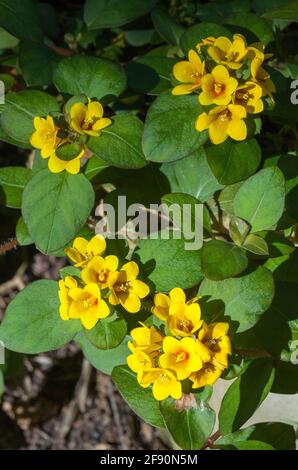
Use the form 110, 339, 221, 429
172, 34, 275, 145
30, 99, 111, 174
127, 288, 231, 401
59, 235, 149, 329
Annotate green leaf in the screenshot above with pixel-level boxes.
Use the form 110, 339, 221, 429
0, 27, 19, 49
84, 155, 110, 180
216, 422, 296, 450
112, 365, 164, 428
219, 359, 275, 434
0, 90, 59, 145
161, 192, 210, 235
229, 216, 250, 245
55, 143, 83, 161
242, 234, 269, 256
199, 266, 274, 332
160, 148, 223, 202
201, 240, 248, 281
180, 22, 231, 55
218, 440, 274, 450
160, 396, 215, 450
76, 332, 129, 375
22, 169, 94, 255
142, 91, 208, 163
84, 0, 158, 29
0, 0, 43, 41
262, 1, 298, 20
224, 12, 274, 45
234, 168, 285, 233
206, 139, 261, 185
136, 232, 203, 292
19, 41, 61, 86
0, 280, 81, 354
88, 115, 147, 169
0, 167, 31, 208
126, 55, 178, 95
136, 232, 203, 291
218, 182, 242, 215
151, 7, 184, 46
85, 313, 127, 350
16, 216, 33, 246
53, 56, 126, 101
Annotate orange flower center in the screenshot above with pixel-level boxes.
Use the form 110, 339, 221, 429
175, 350, 189, 363
177, 319, 192, 333
218, 109, 231, 121
214, 82, 224, 95
98, 270, 108, 283
83, 296, 98, 309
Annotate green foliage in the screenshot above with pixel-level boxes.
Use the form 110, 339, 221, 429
112, 365, 164, 428
219, 359, 275, 434
160, 396, 215, 450
0, 281, 81, 354
142, 92, 208, 163
22, 170, 94, 254
88, 115, 147, 169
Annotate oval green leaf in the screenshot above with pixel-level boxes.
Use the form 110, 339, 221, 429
0, 280, 81, 354
112, 365, 164, 428
0, 167, 31, 208
22, 169, 94, 255
199, 266, 274, 332
201, 240, 248, 280
142, 91, 208, 163
88, 115, 147, 169
206, 139, 261, 185
234, 167, 285, 233
53, 55, 126, 101
85, 313, 127, 350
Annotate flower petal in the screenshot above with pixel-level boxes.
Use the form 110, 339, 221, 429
87, 235, 106, 256
121, 261, 139, 281
227, 119, 247, 141
130, 279, 150, 299
48, 154, 66, 173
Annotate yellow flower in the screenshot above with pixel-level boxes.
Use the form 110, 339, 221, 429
30, 116, 60, 158
196, 104, 247, 145
172, 50, 205, 95
190, 363, 223, 388
108, 261, 150, 313
199, 65, 238, 106
152, 287, 186, 321
130, 323, 163, 354
65, 235, 106, 267
200, 322, 231, 370
196, 36, 216, 53
207, 34, 248, 70
127, 342, 155, 382
168, 299, 203, 337
58, 275, 77, 320
81, 255, 119, 289
139, 368, 182, 401
249, 47, 276, 99
70, 99, 112, 137
159, 336, 203, 380
48, 148, 84, 174
68, 283, 110, 329
233, 80, 264, 114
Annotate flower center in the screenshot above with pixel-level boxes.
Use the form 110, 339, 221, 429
83, 296, 98, 309
98, 270, 108, 283
214, 82, 224, 95
178, 319, 192, 333
175, 350, 189, 363
218, 110, 231, 121
114, 282, 129, 293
